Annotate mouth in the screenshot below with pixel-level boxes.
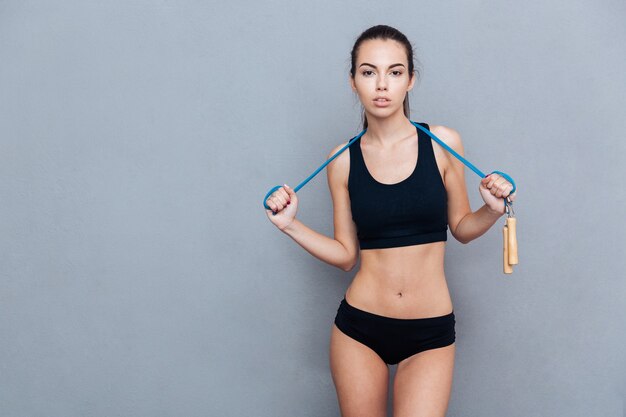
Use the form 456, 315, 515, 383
373, 97, 391, 107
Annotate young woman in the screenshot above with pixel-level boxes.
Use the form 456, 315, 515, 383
264, 25, 516, 417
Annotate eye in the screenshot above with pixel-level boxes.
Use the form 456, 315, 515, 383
361, 69, 403, 76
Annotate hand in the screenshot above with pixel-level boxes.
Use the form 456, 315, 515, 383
264, 184, 298, 231
479, 173, 517, 214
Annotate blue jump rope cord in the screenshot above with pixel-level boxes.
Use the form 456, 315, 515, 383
263, 120, 516, 212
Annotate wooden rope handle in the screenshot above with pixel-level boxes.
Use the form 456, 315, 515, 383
503, 223, 513, 274
503, 217, 519, 274
507, 217, 518, 266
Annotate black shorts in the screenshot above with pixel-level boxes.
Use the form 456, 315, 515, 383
333, 295, 456, 365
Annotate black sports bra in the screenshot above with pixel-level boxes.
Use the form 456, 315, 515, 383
348, 122, 448, 249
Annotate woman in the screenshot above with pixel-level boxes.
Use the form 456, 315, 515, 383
264, 25, 516, 417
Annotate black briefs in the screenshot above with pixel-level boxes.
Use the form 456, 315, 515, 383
333, 295, 456, 365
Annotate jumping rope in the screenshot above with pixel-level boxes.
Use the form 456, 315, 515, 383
263, 120, 519, 273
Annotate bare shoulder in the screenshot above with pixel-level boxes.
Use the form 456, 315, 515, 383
326, 141, 351, 187
428, 124, 465, 172
429, 124, 464, 154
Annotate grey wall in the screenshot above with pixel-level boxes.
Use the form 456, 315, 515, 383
1, 1, 625, 416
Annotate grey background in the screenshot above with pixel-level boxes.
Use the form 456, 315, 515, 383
1, 1, 625, 416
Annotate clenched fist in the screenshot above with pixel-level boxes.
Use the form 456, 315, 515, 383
264, 184, 298, 231
479, 173, 517, 214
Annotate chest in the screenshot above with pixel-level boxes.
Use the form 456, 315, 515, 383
347, 137, 448, 237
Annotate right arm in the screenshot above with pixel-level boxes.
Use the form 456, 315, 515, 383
265, 142, 360, 272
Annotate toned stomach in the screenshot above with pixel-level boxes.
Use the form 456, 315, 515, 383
345, 241, 453, 319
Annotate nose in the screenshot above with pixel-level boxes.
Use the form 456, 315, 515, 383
376, 74, 388, 91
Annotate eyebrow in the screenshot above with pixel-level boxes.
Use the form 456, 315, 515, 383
358, 63, 406, 69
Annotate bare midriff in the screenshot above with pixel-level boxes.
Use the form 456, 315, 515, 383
345, 240, 453, 319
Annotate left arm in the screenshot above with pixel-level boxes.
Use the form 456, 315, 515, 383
432, 125, 517, 244
454, 204, 505, 245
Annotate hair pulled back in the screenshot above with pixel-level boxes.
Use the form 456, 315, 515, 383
349, 25, 421, 130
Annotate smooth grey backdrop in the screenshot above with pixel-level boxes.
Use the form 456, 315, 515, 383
1, 1, 625, 416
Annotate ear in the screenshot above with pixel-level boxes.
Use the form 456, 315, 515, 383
349, 75, 356, 92
407, 71, 416, 92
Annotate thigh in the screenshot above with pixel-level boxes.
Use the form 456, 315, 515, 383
329, 324, 390, 417
392, 343, 456, 417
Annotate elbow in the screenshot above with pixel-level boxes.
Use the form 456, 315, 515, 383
341, 256, 358, 272
451, 222, 469, 245
336, 241, 358, 272
341, 261, 356, 272
452, 231, 470, 245
456, 235, 470, 245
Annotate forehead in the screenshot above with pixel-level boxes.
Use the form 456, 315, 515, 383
356, 38, 407, 65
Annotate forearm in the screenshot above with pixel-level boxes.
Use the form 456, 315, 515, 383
281, 219, 354, 271
455, 204, 504, 244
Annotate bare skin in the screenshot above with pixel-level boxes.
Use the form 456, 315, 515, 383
264, 38, 517, 417
325, 38, 487, 417
328, 120, 457, 417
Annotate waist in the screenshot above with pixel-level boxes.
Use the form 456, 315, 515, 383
347, 242, 452, 318
360, 240, 446, 273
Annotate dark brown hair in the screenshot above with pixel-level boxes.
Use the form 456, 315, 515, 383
349, 25, 422, 129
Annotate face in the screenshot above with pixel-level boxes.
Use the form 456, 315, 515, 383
350, 38, 415, 117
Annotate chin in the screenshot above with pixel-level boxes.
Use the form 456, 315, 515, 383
366, 105, 399, 115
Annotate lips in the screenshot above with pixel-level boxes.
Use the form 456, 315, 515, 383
373, 97, 391, 107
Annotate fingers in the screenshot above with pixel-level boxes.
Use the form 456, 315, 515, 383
284, 184, 296, 198
481, 173, 496, 189
492, 177, 506, 198
275, 187, 289, 206
266, 184, 293, 213
482, 174, 516, 198
494, 179, 514, 198
266, 193, 285, 213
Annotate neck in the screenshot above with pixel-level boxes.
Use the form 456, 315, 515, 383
363, 109, 415, 147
